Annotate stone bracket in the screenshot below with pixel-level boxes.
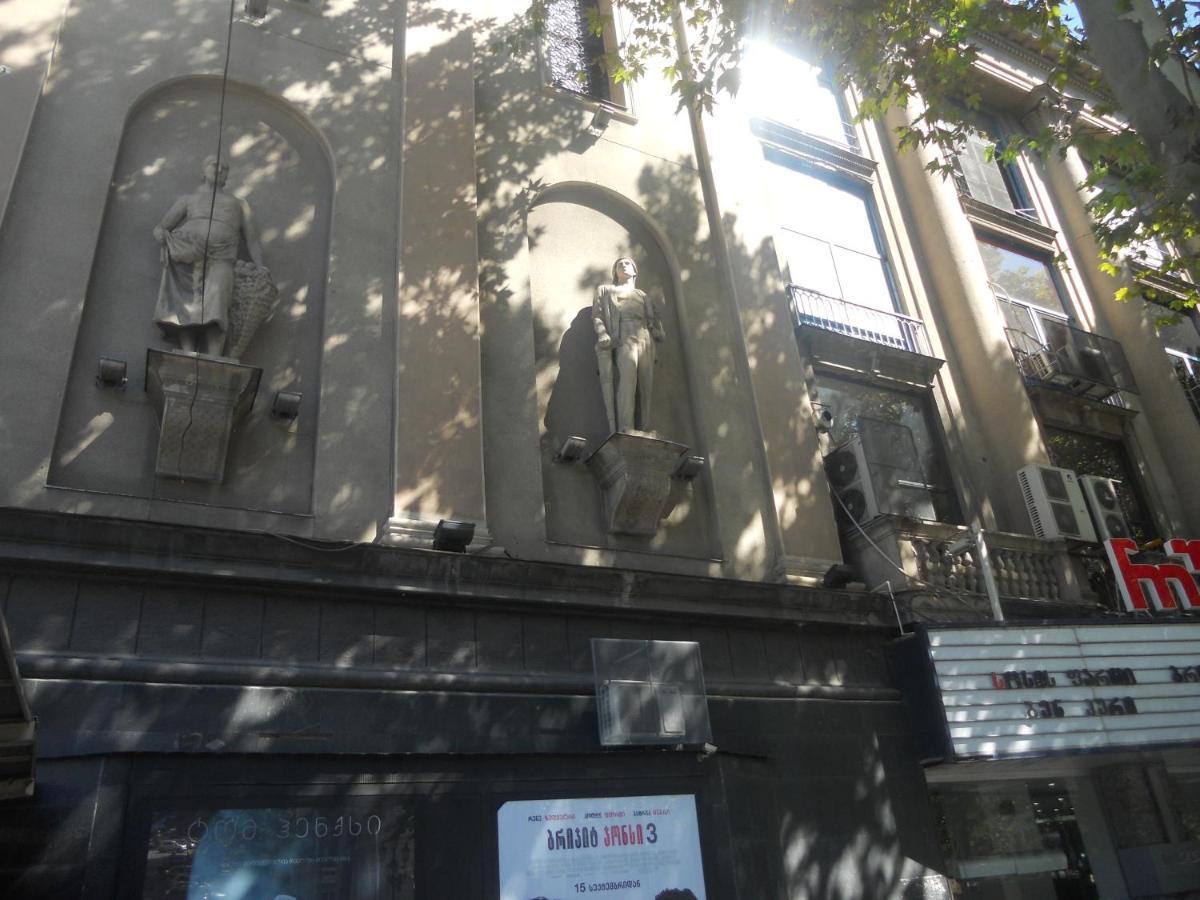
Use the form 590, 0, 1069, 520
145, 349, 261, 483
585, 432, 690, 537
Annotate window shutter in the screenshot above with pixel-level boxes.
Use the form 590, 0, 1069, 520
957, 132, 1016, 212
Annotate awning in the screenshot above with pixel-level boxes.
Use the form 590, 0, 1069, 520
0, 610, 34, 800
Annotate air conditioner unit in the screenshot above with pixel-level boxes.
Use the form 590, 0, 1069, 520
1038, 317, 1117, 399
1079, 475, 1132, 541
1016, 464, 1097, 542
825, 419, 936, 527
826, 438, 881, 525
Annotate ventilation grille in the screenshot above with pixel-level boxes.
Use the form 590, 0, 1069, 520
1017, 468, 1046, 538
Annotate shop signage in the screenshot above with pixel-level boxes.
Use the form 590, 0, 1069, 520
497, 794, 706, 900
1105, 538, 1200, 612
895, 623, 1200, 762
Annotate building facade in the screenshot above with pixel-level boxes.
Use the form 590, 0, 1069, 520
0, 1, 1197, 897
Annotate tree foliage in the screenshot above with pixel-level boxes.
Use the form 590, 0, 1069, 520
531, 0, 1200, 312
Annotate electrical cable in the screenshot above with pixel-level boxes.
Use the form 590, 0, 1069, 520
174, 0, 239, 477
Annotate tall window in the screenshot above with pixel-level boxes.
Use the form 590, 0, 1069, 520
978, 238, 1069, 344
1169, 350, 1200, 423
768, 149, 895, 312
543, 0, 620, 104
1157, 308, 1200, 424
742, 42, 855, 148
815, 376, 962, 523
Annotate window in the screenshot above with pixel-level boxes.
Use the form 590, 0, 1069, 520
930, 781, 1099, 899
768, 149, 895, 313
1168, 349, 1200, 423
742, 42, 856, 148
978, 238, 1070, 343
1158, 309, 1200, 424
542, 0, 623, 105
954, 127, 1036, 220
1044, 427, 1157, 542
815, 375, 962, 523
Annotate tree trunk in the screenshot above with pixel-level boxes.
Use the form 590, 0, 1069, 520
1075, 0, 1200, 220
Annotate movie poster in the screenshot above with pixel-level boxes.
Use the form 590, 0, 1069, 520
497, 794, 706, 900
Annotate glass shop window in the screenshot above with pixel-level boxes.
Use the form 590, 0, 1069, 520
814, 375, 962, 523
542, 0, 626, 106
931, 780, 1099, 900
1166, 770, 1200, 843
1044, 426, 1158, 542
138, 801, 414, 898
767, 151, 897, 313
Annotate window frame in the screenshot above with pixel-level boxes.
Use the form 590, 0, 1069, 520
1167, 348, 1200, 424
811, 370, 965, 525
954, 126, 1037, 221
978, 235, 1075, 344
743, 43, 861, 152
1042, 425, 1159, 543
539, 0, 631, 112
765, 148, 901, 316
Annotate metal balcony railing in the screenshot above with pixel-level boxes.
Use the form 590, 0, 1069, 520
789, 285, 933, 356
998, 300, 1138, 401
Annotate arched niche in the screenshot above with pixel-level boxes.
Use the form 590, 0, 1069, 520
49, 77, 332, 515
529, 183, 716, 555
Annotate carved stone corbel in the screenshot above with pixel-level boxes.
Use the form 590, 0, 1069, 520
585, 432, 690, 536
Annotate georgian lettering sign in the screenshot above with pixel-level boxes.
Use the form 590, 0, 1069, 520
894, 623, 1200, 763
1105, 538, 1200, 612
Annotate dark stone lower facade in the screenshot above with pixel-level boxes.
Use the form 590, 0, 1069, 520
0, 510, 945, 898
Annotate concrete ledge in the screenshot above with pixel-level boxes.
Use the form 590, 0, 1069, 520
0, 507, 897, 627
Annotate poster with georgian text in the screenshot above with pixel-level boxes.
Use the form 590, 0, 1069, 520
497, 794, 706, 900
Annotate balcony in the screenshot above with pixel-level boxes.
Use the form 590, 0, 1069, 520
790, 286, 942, 386
998, 300, 1138, 403
841, 516, 1100, 617
789, 285, 933, 356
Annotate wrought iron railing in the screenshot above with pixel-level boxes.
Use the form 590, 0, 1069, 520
997, 299, 1138, 401
789, 285, 933, 356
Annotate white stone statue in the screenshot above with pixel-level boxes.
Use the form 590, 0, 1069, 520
592, 257, 665, 433
152, 156, 276, 359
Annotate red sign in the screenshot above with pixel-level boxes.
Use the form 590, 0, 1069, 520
1105, 538, 1200, 612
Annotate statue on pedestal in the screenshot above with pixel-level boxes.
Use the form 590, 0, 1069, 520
152, 156, 276, 359
592, 257, 665, 433
145, 155, 279, 483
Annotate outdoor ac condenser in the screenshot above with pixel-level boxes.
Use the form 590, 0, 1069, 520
1016, 464, 1097, 542
1079, 475, 1132, 541
824, 418, 936, 527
